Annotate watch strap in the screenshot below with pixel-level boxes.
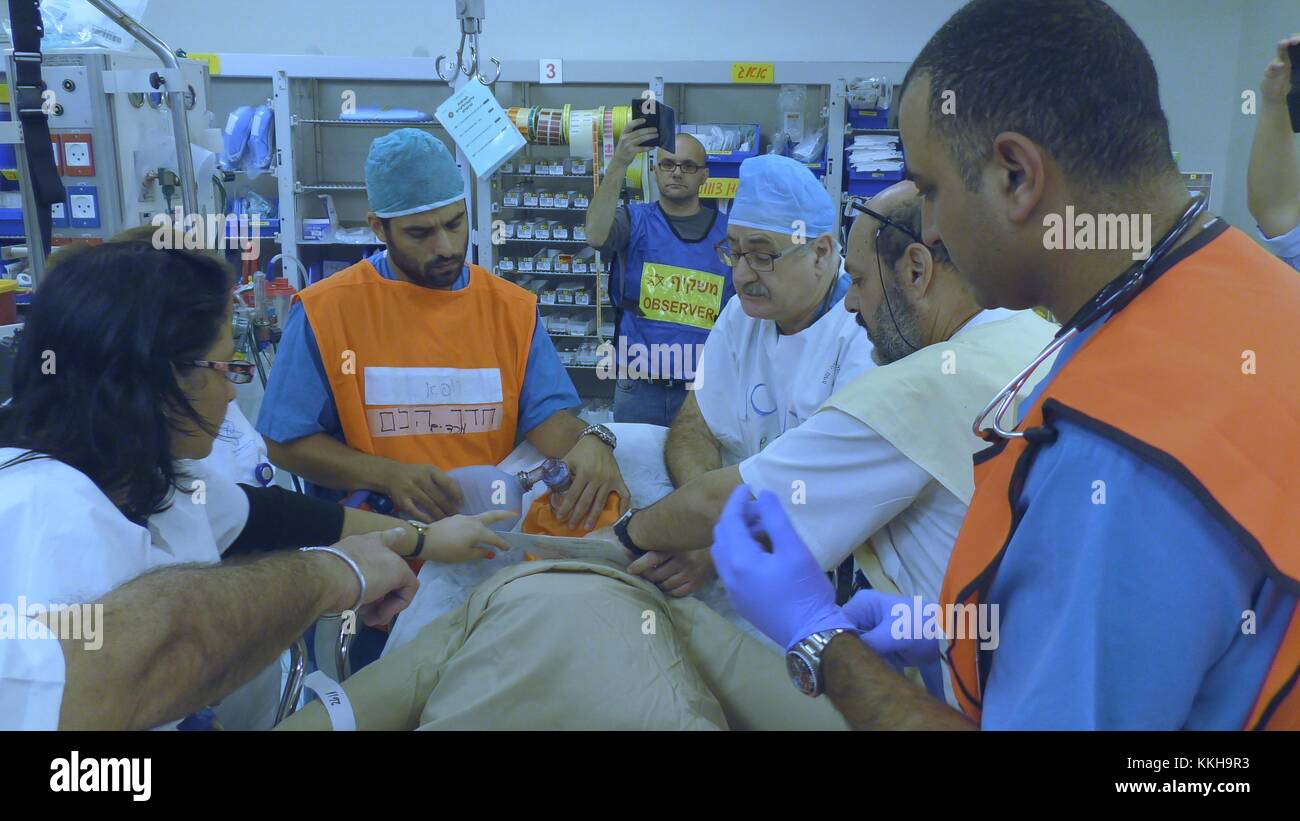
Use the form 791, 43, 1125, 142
612, 508, 646, 557
404, 519, 427, 559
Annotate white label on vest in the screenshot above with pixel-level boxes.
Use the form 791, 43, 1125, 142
365, 404, 502, 437
364, 367, 503, 406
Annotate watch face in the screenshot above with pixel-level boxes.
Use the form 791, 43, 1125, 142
786, 652, 816, 696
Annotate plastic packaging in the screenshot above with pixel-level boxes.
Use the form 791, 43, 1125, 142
4, 0, 151, 51
779, 85, 807, 141
445, 464, 525, 532
847, 76, 893, 110
792, 127, 826, 164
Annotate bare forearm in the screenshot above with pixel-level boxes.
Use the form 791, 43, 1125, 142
585, 156, 631, 247
665, 393, 722, 487
267, 433, 392, 494
58, 553, 338, 730
628, 465, 740, 552
341, 507, 419, 556
1248, 102, 1300, 237
822, 634, 975, 731
524, 410, 585, 458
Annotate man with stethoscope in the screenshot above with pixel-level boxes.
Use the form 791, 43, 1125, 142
709, 0, 1300, 730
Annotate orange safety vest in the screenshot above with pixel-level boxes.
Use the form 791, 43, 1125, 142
941, 225, 1300, 729
298, 259, 535, 480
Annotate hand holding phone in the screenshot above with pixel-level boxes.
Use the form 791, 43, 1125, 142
632, 96, 677, 153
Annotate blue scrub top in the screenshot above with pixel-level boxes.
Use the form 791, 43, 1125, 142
256, 250, 580, 499
977, 319, 1293, 729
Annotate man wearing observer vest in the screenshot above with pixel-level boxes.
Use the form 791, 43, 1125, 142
710, 0, 1300, 730
258, 129, 629, 535
585, 120, 733, 425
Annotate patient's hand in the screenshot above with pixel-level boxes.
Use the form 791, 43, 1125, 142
628, 550, 717, 598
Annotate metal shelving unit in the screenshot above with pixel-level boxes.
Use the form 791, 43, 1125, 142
210, 55, 910, 399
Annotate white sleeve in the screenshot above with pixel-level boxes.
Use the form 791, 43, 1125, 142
0, 619, 66, 730
738, 408, 933, 570
692, 300, 740, 441
183, 462, 251, 553
0, 461, 151, 605
1258, 221, 1300, 272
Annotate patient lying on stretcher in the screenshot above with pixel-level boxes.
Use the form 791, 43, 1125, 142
278, 553, 848, 731
277, 424, 840, 730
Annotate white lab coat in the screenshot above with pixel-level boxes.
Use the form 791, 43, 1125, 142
203, 401, 273, 487
693, 292, 875, 464
0, 447, 250, 729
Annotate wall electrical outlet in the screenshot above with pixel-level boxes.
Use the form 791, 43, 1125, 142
66, 185, 100, 228
50, 201, 69, 228
49, 135, 63, 175
60, 132, 94, 176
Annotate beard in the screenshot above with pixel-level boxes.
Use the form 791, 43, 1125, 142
389, 243, 464, 289
862, 283, 922, 365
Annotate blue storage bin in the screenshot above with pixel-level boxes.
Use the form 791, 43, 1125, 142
0, 207, 22, 237
848, 107, 892, 129
846, 165, 904, 182
846, 178, 896, 198
683, 123, 761, 179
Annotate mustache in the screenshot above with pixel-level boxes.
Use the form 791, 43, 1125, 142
740, 283, 768, 297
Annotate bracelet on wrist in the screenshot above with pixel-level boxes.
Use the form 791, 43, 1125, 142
301, 546, 366, 617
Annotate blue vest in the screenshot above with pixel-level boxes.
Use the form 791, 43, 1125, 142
613, 202, 733, 377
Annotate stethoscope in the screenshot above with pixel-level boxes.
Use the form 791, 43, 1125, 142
972, 195, 1213, 441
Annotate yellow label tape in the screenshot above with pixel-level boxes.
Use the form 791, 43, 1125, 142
186, 52, 222, 76
639, 262, 725, 330
731, 62, 775, 84
699, 177, 740, 199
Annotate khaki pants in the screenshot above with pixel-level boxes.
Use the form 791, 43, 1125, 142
277, 560, 848, 731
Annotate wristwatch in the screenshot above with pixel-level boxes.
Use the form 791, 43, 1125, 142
579, 423, 617, 450
611, 508, 646, 558
404, 519, 428, 559
787, 629, 852, 697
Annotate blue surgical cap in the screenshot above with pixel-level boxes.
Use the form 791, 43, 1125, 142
365, 128, 465, 218
728, 154, 835, 239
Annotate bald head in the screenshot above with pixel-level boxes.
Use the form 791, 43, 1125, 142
661, 133, 706, 165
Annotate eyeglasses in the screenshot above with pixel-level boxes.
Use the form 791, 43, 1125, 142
715, 240, 810, 274
658, 160, 704, 175
845, 197, 926, 354
846, 199, 923, 245
188, 359, 256, 384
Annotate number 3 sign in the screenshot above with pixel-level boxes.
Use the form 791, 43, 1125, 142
539, 58, 563, 84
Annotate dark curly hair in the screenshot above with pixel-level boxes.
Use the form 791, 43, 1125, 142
0, 242, 234, 522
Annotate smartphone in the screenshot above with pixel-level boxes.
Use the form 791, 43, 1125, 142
1288, 42, 1300, 133
631, 97, 677, 153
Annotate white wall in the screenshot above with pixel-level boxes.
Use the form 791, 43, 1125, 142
15, 0, 1277, 230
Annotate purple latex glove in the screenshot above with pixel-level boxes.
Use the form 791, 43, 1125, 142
710, 484, 855, 652
842, 590, 943, 669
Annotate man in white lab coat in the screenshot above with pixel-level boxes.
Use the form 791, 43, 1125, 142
604, 181, 1056, 623
593, 155, 874, 592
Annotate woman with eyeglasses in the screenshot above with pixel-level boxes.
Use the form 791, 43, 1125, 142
0, 242, 510, 727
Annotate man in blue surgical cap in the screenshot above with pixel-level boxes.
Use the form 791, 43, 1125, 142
595, 154, 874, 598
259, 128, 629, 554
